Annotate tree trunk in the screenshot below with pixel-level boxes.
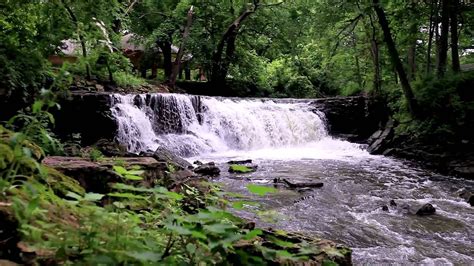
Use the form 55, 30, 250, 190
210, 2, 259, 84
367, 13, 381, 93
157, 40, 172, 80
450, 0, 460, 72
373, 0, 418, 116
185, 64, 191, 80
62, 0, 91, 80
407, 1, 417, 81
437, 0, 450, 77
426, 0, 437, 75
168, 6, 194, 87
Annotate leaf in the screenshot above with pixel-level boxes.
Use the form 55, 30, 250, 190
108, 192, 147, 199
246, 184, 278, 196
112, 183, 153, 192
267, 235, 296, 248
323, 247, 345, 258
244, 229, 263, 240
32, 100, 44, 114
123, 174, 144, 181
276, 250, 296, 259
186, 243, 196, 254
26, 197, 39, 216
126, 170, 145, 176
164, 224, 192, 235
203, 223, 235, 234
66, 191, 83, 200
322, 260, 339, 266
126, 251, 161, 262
83, 193, 104, 202
191, 231, 207, 240
113, 201, 126, 209
113, 165, 128, 176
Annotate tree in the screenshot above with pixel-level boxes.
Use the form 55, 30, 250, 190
372, 0, 418, 116
450, 0, 460, 72
168, 6, 194, 87
437, 0, 450, 77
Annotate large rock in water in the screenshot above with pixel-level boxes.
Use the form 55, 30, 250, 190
416, 203, 436, 216
460, 191, 474, 206
194, 162, 220, 176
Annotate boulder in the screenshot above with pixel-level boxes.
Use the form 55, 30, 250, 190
43, 156, 168, 193
228, 164, 258, 173
389, 200, 397, 207
382, 205, 389, 211
460, 191, 474, 206
94, 139, 131, 157
367, 119, 395, 155
194, 162, 220, 177
416, 203, 436, 216
141, 147, 192, 170
170, 169, 197, 181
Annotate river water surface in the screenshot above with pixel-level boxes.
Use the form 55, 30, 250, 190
192, 142, 474, 265
111, 93, 474, 265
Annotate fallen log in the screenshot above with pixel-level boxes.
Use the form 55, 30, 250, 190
273, 178, 323, 189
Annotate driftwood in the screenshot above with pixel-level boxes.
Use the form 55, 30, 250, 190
273, 178, 323, 189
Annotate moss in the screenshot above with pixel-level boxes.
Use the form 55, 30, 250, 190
42, 167, 85, 197
228, 164, 255, 173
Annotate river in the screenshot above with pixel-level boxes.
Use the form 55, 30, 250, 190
111, 93, 474, 265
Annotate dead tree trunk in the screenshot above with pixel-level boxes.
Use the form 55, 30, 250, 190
168, 6, 194, 87
373, 0, 418, 116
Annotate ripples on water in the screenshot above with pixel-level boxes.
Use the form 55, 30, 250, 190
111, 93, 473, 264
193, 142, 474, 265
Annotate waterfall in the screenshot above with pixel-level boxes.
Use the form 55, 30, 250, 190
111, 93, 329, 157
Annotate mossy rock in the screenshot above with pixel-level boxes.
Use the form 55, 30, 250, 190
42, 166, 85, 197
228, 164, 257, 173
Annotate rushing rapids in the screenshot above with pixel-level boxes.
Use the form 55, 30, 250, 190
110, 93, 474, 264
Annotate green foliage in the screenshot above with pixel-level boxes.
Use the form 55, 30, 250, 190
88, 148, 104, 162
396, 72, 474, 142
6, 93, 63, 156
113, 165, 144, 181
114, 71, 147, 87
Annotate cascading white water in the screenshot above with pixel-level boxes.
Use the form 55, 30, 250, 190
111, 93, 329, 156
